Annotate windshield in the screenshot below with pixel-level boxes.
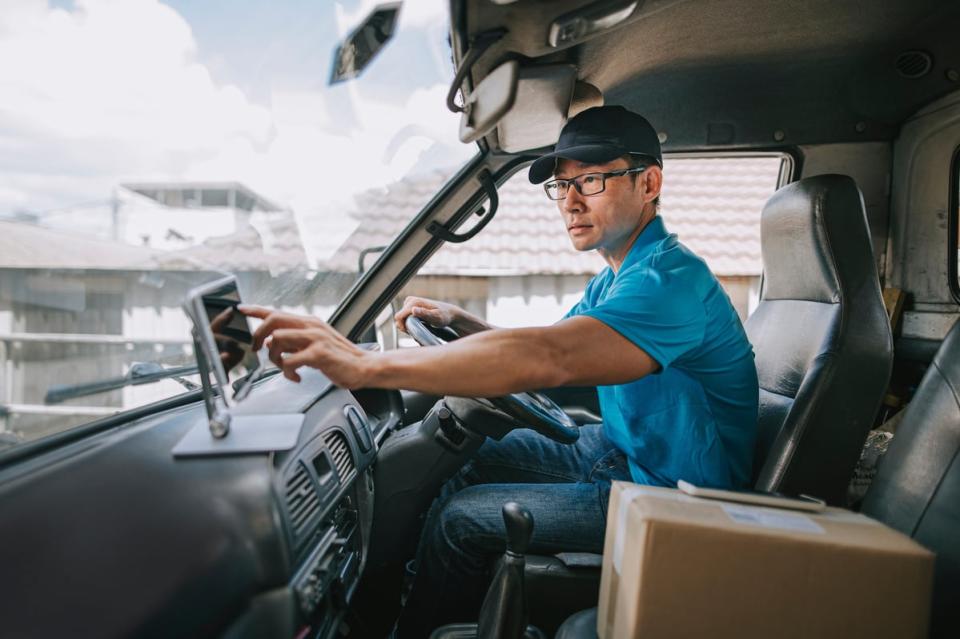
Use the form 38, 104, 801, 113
0, 0, 476, 447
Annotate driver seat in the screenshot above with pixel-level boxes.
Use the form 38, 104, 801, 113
523, 174, 894, 634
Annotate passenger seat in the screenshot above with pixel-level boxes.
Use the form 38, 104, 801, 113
744, 174, 892, 505
860, 319, 960, 638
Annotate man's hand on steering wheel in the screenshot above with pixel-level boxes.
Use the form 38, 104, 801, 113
394, 296, 461, 334
394, 296, 494, 337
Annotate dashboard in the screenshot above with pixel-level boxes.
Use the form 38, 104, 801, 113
0, 366, 402, 639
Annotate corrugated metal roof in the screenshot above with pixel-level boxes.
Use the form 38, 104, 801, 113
0, 220, 160, 270
330, 156, 781, 276
0, 213, 308, 274
146, 211, 308, 273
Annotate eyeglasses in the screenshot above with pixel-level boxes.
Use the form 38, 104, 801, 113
543, 166, 648, 201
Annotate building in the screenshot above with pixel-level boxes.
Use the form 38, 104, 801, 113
0, 183, 315, 441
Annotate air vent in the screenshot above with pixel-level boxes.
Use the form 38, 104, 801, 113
285, 462, 321, 537
895, 50, 933, 79
324, 430, 356, 483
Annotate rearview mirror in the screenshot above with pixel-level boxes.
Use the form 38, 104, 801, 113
459, 60, 519, 143
329, 2, 402, 85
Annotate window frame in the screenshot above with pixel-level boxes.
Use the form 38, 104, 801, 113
948, 144, 960, 305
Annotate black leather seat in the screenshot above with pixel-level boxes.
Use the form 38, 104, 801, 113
861, 319, 960, 638
556, 318, 960, 638
526, 174, 893, 632
745, 173, 893, 504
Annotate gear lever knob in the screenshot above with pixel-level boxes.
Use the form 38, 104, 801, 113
502, 501, 534, 555
476, 502, 537, 639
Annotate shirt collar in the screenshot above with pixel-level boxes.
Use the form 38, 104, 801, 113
619, 215, 670, 272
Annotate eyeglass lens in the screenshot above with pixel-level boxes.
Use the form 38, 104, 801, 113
545, 173, 607, 200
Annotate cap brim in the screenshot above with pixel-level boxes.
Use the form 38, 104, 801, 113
527, 144, 627, 184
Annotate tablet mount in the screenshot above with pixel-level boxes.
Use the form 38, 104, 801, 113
192, 328, 232, 438
171, 310, 305, 458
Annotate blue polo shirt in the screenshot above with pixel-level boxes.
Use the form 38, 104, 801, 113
565, 216, 758, 489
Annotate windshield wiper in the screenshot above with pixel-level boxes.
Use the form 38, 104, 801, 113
44, 362, 200, 404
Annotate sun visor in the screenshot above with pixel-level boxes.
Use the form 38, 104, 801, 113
495, 64, 579, 153
459, 60, 519, 144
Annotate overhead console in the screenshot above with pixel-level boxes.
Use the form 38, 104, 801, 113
446, 0, 651, 153
457, 0, 654, 59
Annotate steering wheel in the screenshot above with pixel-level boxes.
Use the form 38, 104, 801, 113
404, 315, 580, 444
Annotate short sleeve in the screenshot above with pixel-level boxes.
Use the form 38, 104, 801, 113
563, 269, 609, 320
579, 265, 706, 369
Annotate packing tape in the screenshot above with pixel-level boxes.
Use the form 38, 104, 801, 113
612, 485, 713, 573
612, 486, 677, 573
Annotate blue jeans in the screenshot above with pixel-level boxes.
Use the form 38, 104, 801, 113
397, 423, 630, 637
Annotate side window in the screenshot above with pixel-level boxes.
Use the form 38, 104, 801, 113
401, 173, 602, 329
660, 156, 786, 319
383, 172, 601, 348
375, 155, 787, 348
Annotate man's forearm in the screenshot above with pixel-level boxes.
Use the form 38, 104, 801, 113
450, 310, 497, 336
257, 313, 656, 393
367, 327, 570, 396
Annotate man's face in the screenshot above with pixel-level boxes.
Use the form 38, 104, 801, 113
554, 157, 653, 253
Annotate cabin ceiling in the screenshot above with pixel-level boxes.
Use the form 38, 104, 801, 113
450, 0, 960, 151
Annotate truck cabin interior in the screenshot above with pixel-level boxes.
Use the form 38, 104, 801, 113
1, 1, 959, 638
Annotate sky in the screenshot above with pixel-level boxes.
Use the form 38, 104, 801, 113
0, 0, 475, 257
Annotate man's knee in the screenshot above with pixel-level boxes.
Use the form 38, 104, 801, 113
433, 487, 503, 560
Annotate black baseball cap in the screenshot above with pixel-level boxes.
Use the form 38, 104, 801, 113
528, 105, 662, 184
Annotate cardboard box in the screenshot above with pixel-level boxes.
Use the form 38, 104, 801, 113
598, 482, 933, 639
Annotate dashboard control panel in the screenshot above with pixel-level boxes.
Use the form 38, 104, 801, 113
292, 499, 361, 621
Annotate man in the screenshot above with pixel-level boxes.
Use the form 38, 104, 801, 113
242, 105, 758, 636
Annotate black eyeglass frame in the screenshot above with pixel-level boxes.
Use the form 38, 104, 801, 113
543, 166, 649, 200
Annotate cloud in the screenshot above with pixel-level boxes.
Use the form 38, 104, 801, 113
0, 0, 273, 149
335, 0, 443, 36
185, 81, 466, 210
0, 0, 472, 245
0, 0, 275, 214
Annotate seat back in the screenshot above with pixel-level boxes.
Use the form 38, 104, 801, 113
862, 320, 960, 638
745, 174, 892, 504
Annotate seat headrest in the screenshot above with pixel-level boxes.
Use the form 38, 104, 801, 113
761, 174, 874, 303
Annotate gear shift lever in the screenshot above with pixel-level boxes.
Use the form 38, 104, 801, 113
426, 502, 545, 639
504, 502, 534, 554
477, 502, 535, 639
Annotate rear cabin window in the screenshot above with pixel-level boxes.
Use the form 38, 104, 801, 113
374, 155, 788, 349
953, 146, 960, 303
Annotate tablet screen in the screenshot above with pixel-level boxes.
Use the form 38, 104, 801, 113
197, 280, 261, 387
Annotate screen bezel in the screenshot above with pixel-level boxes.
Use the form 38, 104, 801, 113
183, 275, 263, 407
